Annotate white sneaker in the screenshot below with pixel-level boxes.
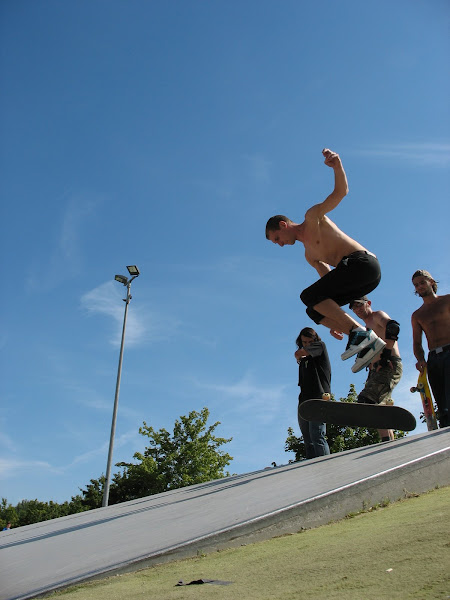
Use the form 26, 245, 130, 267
341, 328, 382, 360
351, 337, 386, 373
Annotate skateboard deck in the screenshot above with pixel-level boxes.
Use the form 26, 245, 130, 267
410, 368, 438, 431
299, 399, 416, 431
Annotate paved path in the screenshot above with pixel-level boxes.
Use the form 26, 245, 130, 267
1, 429, 449, 600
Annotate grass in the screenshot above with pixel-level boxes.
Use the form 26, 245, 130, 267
52, 486, 450, 600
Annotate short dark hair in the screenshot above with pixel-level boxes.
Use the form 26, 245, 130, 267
296, 327, 321, 348
265, 215, 292, 239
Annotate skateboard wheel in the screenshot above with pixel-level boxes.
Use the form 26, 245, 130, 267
322, 393, 331, 401
410, 387, 417, 393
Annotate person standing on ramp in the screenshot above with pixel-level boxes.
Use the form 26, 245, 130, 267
349, 296, 402, 441
411, 270, 450, 428
295, 327, 331, 459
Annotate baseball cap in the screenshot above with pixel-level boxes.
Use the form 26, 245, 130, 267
349, 296, 368, 309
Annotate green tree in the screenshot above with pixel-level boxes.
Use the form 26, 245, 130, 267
74, 476, 106, 511
0, 498, 18, 529
113, 407, 233, 503
1, 496, 88, 529
76, 408, 233, 507
12, 499, 71, 527
285, 384, 406, 461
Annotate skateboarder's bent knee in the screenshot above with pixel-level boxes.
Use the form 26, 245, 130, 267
305, 306, 325, 325
300, 288, 328, 325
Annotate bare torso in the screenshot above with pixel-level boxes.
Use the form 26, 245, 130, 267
364, 310, 400, 363
412, 295, 450, 351
301, 214, 367, 268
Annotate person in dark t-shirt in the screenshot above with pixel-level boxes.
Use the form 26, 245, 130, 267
294, 327, 331, 459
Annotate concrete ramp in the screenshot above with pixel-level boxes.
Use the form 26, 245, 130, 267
1, 429, 449, 600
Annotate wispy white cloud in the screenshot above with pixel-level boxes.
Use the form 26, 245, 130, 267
0, 429, 141, 484
193, 372, 289, 425
0, 433, 17, 453
163, 254, 295, 292
60, 381, 144, 420
242, 153, 271, 184
80, 281, 180, 347
355, 143, 450, 167
81, 281, 144, 347
0, 457, 59, 479
59, 193, 98, 263
26, 192, 101, 291
68, 429, 140, 468
190, 176, 234, 199
81, 283, 159, 348
190, 153, 271, 200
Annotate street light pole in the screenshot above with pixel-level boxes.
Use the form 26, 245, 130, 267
102, 266, 140, 508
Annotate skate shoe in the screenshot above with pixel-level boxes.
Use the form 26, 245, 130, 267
341, 328, 382, 361
351, 337, 386, 373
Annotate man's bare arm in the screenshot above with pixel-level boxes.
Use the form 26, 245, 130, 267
373, 311, 396, 350
411, 313, 426, 372
306, 254, 332, 277
307, 149, 349, 219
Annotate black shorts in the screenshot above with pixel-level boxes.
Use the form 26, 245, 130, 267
300, 251, 381, 324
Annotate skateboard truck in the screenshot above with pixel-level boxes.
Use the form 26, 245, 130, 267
410, 382, 424, 394
410, 368, 438, 430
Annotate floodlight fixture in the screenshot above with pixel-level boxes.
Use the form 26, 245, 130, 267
114, 274, 128, 285
126, 265, 140, 277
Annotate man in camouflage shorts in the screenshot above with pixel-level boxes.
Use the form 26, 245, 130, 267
349, 296, 402, 441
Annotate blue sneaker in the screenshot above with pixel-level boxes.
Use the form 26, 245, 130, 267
351, 338, 386, 373
341, 328, 384, 360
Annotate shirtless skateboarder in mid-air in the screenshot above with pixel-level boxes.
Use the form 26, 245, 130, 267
266, 148, 385, 372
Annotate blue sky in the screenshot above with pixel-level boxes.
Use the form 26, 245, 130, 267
1, 0, 449, 505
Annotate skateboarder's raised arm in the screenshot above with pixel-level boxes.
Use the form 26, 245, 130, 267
306, 149, 349, 220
